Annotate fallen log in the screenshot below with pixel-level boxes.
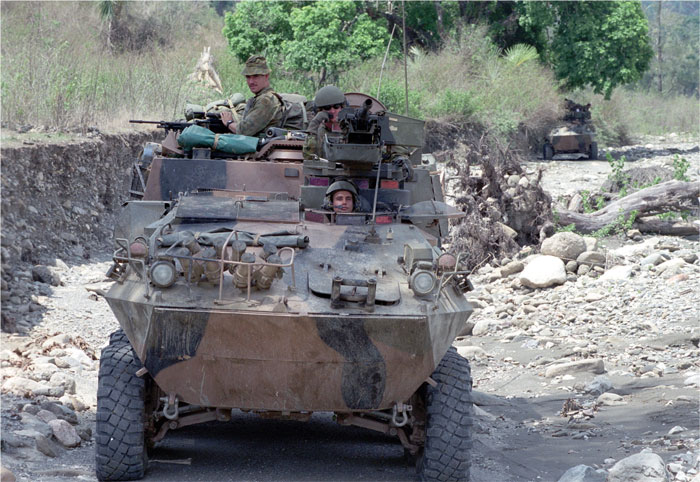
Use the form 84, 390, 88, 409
556, 180, 699, 234
635, 217, 699, 236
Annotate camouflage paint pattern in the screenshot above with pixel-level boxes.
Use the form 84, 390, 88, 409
549, 124, 595, 154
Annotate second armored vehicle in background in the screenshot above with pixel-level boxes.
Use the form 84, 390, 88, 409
543, 99, 598, 160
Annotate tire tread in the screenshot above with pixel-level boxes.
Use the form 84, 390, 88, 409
95, 331, 147, 481
419, 347, 473, 481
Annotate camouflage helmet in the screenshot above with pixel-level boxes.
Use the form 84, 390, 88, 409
242, 55, 271, 76
326, 180, 358, 200
314, 85, 346, 108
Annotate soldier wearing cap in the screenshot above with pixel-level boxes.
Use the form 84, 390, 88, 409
220, 55, 284, 137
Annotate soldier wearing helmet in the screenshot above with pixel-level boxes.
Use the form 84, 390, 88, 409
325, 180, 358, 214
220, 55, 285, 137
303, 85, 347, 159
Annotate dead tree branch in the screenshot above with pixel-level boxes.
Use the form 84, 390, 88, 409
556, 180, 699, 234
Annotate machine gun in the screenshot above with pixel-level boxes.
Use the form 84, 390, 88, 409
321, 99, 397, 168
130, 113, 227, 134
338, 98, 396, 146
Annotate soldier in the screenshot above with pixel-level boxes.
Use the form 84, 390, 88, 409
220, 55, 284, 137
325, 180, 358, 214
303, 85, 347, 158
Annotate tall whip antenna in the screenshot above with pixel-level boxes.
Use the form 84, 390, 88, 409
376, 24, 396, 101
402, 0, 408, 116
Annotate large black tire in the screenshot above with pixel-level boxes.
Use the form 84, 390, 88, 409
543, 143, 554, 160
589, 142, 598, 160
108, 328, 128, 345
418, 347, 473, 482
95, 334, 149, 481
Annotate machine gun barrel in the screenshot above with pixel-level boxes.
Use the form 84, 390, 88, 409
359, 98, 372, 121
129, 119, 205, 131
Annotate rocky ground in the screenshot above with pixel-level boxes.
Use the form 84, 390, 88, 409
1, 134, 698, 481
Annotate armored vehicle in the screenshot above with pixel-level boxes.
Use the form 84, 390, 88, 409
543, 99, 598, 160
96, 93, 474, 481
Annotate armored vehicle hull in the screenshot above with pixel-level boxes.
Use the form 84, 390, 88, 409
544, 125, 598, 160
97, 95, 474, 481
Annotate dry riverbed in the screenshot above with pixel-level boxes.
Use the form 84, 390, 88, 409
1, 136, 698, 482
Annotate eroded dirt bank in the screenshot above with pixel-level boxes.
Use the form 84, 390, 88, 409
1, 131, 156, 332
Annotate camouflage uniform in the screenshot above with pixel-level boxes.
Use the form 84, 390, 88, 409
238, 87, 284, 137
303, 112, 342, 158
237, 56, 285, 137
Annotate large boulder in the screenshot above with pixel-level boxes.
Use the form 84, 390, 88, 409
541, 232, 587, 262
557, 464, 605, 482
576, 251, 607, 267
607, 452, 669, 482
519, 255, 567, 289
599, 265, 635, 281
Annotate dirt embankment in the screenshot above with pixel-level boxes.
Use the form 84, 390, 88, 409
1, 131, 156, 331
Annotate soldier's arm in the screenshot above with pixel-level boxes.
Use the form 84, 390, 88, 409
237, 95, 279, 137
307, 111, 329, 134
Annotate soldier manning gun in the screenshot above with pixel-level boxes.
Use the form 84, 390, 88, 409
97, 92, 475, 482
543, 98, 598, 160
563, 98, 592, 124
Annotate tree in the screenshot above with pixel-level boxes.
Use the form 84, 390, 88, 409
222, 1, 295, 64
97, 0, 124, 51
284, 2, 389, 86
480, 2, 653, 99
222, 1, 389, 87
641, 2, 699, 96
549, 2, 653, 99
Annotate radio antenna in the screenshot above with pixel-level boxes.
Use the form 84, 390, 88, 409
377, 24, 396, 101
402, 0, 408, 116
371, 156, 382, 224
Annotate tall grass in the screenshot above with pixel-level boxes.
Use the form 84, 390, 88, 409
338, 26, 562, 137
1, 3, 697, 143
1, 2, 227, 130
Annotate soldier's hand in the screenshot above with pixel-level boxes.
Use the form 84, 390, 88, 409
312, 111, 330, 123
220, 110, 234, 129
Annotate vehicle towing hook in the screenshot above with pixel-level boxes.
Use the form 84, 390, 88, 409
161, 395, 179, 420
391, 402, 412, 427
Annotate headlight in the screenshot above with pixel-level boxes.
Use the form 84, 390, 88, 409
410, 270, 437, 296
150, 260, 177, 288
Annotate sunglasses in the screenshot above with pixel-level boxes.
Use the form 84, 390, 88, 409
320, 104, 343, 111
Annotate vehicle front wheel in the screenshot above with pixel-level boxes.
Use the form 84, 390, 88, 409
417, 347, 473, 481
589, 142, 598, 160
95, 332, 150, 481
543, 143, 554, 160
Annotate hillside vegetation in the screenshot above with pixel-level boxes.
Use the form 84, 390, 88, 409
1, 1, 697, 144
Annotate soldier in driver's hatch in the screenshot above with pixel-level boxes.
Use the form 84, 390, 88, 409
303, 85, 347, 158
220, 55, 284, 137
325, 180, 357, 214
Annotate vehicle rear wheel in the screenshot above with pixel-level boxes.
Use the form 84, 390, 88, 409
543, 143, 554, 160
589, 142, 598, 160
416, 347, 473, 481
95, 333, 150, 481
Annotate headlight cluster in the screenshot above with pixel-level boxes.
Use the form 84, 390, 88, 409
149, 261, 177, 288
145, 233, 283, 292
409, 269, 437, 297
